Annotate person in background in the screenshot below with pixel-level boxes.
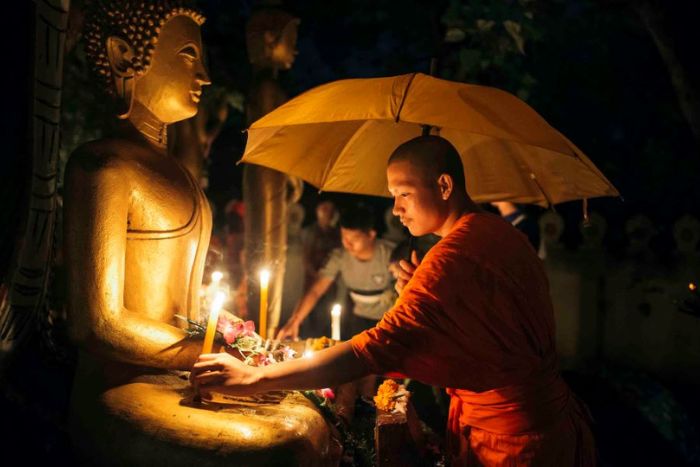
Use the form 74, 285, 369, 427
298, 199, 341, 337
276, 204, 395, 340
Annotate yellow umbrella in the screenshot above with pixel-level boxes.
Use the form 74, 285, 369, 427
241, 73, 619, 206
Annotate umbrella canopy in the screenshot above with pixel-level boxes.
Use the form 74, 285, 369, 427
241, 73, 619, 206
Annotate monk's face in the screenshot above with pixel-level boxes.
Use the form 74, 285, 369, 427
388, 160, 447, 237
340, 227, 376, 260
134, 16, 211, 123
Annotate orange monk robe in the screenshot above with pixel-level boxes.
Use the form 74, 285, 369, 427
351, 212, 595, 466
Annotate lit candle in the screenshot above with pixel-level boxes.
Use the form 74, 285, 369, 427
202, 290, 226, 354
259, 269, 270, 339
211, 270, 223, 284
331, 303, 342, 341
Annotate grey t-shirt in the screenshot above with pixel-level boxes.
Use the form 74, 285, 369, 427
319, 239, 396, 320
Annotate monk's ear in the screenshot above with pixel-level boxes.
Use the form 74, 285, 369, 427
437, 174, 453, 201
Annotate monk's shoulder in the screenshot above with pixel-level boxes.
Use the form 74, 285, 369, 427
454, 213, 524, 254
418, 234, 477, 283
424, 213, 516, 275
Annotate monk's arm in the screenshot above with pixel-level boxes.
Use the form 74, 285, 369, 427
194, 341, 369, 396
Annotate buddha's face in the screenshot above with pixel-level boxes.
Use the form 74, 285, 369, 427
270, 21, 298, 70
133, 15, 211, 123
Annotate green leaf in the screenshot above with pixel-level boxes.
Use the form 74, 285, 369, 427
504, 20, 526, 54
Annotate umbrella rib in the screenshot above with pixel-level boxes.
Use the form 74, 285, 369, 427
395, 73, 417, 123
529, 173, 554, 208
510, 150, 554, 207
555, 130, 620, 197
318, 149, 340, 192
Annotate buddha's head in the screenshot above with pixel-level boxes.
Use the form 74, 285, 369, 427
84, 0, 210, 122
246, 8, 299, 71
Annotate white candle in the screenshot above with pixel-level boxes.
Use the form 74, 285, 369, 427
330, 303, 342, 341
259, 269, 270, 339
202, 290, 226, 354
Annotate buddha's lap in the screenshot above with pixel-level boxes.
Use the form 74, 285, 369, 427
69, 371, 338, 466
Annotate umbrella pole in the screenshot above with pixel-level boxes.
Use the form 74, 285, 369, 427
420, 58, 440, 137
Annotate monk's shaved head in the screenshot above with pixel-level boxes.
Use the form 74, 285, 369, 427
388, 135, 466, 190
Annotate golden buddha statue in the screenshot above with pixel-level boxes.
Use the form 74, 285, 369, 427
243, 6, 303, 336
63, 1, 334, 464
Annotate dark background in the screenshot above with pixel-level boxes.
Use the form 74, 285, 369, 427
1, 0, 699, 465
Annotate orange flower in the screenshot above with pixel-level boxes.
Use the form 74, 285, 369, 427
311, 336, 334, 351
374, 379, 400, 411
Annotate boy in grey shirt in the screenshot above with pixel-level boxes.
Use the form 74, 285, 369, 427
276, 205, 396, 340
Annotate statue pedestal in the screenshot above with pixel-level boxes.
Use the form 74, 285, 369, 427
70, 370, 340, 466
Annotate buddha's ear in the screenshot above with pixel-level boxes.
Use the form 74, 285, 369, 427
106, 36, 136, 119
106, 36, 135, 78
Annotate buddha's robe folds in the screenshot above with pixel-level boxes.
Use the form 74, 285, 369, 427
351, 213, 595, 466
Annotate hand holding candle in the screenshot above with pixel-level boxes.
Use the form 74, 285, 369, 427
331, 303, 342, 341
259, 269, 270, 340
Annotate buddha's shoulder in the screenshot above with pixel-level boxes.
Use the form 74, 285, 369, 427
66, 138, 146, 176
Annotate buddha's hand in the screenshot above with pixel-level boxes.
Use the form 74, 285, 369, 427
191, 352, 260, 397
275, 318, 300, 341
394, 250, 420, 294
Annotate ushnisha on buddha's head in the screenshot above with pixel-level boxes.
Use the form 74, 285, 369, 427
245, 8, 300, 71
84, 0, 210, 122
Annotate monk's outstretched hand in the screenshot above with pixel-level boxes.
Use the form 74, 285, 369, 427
191, 352, 261, 398
395, 250, 420, 294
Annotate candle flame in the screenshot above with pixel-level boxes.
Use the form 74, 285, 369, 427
331, 304, 342, 317
259, 269, 270, 287
303, 350, 314, 359
211, 270, 223, 284
690, 282, 697, 292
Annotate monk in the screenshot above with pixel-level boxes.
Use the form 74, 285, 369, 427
192, 135, 596, 466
